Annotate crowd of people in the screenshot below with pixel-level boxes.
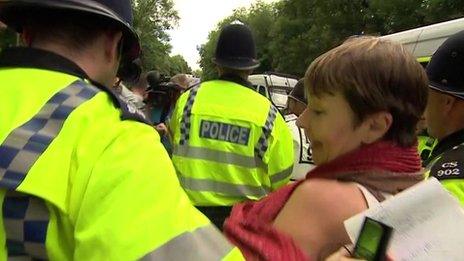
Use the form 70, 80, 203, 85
0, 0, 463, 260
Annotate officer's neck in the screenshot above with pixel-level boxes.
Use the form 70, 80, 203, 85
217, 67, 252, 81
438, 105, 464, 142
31, 42, 113, 87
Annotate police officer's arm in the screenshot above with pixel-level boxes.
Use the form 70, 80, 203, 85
427, 150, 464, 207
429, 159, 464, 205
440, 180, 464, 206
167, 90, 188, 144
266, 114, 294, 190
72, 123, 240, 260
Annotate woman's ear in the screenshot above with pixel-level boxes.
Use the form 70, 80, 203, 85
361, 111, 393, 144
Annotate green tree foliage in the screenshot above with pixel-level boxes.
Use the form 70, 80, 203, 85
132, 0, 178, 72
192, 69, 203, 78
167, 54, 192, 75
425, 0, 464, 23
242, 2, 278, 74
199, 0, 464, 78
197, 29, 221, 81
366, 0, 429, 34
269, 0, 317, 76
132, 0, 191, 75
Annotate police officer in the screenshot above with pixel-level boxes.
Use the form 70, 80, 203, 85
169, 23, 294, 228
0, 0, 242, 259
285, 79, 315, 180
424, 30, 464, 205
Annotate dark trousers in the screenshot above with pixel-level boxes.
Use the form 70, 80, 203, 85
196, 206, 232, 231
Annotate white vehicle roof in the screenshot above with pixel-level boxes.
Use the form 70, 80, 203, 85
381, 17, 464, 61
248, 73, 299, 110
270, 90, 288, 109
248, 74, 298, 90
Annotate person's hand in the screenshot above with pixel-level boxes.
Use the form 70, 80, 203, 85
155, 123, 168, 136
325, 247, 364, 261
325, 247, 393, 261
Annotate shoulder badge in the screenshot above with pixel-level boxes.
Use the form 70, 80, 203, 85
429, 145, 464, 180
95, 83, 152, 125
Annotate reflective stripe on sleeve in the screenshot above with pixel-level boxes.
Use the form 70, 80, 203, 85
179, 85, 200, 145
141, 224, 235, 260
177, 176, 270, 198
254, 105, 278, 160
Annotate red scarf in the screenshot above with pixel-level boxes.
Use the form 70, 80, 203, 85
224, 141, 424, 260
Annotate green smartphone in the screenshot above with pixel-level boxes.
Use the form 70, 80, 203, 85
352, 217, 393, 261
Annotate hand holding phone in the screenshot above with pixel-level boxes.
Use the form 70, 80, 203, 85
352, 217, 393, 261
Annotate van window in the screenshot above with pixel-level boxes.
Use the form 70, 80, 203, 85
270, 89, 288, 110
256, 85, 267, 96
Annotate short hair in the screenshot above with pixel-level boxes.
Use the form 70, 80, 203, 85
22, 9, 120, 52
305, 36, 428, 147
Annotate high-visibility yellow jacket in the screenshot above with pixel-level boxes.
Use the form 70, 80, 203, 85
424, 130, 464, 206
0, 47, 242, 260
426, 145, 464, 206
169, 76, 294, 206
417, 134, 437, 165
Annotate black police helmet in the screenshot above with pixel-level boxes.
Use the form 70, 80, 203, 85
0, 0, 140, 61
288, 78, 307, 105
427, 30, 464, 99
212, 23, 260, 70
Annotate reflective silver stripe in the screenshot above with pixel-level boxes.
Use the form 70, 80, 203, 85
179, 85, 201, 145
270, 165, 294, 184
173, 144, 261, 168
0, 80, 99, 189
178, 176, 270, 198
141, 224, 233, 260
255, 105, 278, 159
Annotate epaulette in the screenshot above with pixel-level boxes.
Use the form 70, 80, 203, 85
429, 144, 464, 180
92, 81, 153, 125
184, 82, 201, 92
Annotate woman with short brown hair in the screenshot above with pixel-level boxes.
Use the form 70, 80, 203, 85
224, 36, 428, 260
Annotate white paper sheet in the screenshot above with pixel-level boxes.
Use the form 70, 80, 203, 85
344, 178, 464, 260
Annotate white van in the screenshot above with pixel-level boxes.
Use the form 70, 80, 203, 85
248, 72, 299, 112
381, 17, 464, 65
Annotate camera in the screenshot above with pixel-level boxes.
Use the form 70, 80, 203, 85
146, 71, 179, 94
